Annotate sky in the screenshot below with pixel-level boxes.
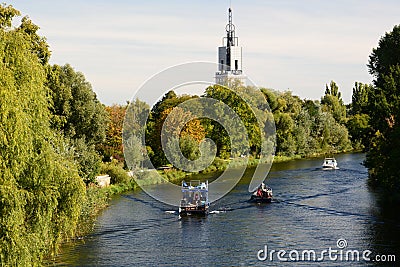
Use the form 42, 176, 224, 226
9, 0, 400, 105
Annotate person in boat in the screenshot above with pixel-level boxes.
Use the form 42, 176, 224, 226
257, 187, 263, 197
256, 182, 266, 198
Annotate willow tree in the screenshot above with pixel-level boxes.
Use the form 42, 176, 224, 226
0, 4, 85, 265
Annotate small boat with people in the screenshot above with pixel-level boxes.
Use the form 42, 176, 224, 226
179, 180, 209, 216
322, 157, 339, 170
250, 182, 273, 203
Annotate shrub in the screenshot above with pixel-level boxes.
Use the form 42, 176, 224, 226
100, 161, 130, 184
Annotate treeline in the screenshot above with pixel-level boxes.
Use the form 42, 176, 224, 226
137, 80, 367, 169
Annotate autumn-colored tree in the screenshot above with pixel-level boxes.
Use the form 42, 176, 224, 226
161, 107, 205, 142
146, 91, 202, 167
101, 104, 127, 161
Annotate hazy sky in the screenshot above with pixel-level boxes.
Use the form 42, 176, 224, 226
9, 0, 400, 105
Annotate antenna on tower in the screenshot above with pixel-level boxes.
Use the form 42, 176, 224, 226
226, 7, 236, 47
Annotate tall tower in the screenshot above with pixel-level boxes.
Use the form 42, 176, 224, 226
215, 8, 246, 85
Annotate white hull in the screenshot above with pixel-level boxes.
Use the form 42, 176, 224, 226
322, 158, 338, 170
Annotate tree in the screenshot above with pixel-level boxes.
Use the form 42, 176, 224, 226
351, 82, 371, 115
368, 25, 400, 78
17, 16, 51, 65
46, 64, 109, 183
0, 6, 85, 264
151, 105, 206, 166
146, 91, 201, 167
261, 88, 278, 111
365, 25, 400, 193
0, 3, 20, 29
346, 113, 370, 149
366, 66, 400, 190
321, 81, 346, 123
274, 112, 295, 156
47, 64, 108, 145
347, 82, 372, 149
204, 84, 267, 157
123, 98, 151, 169
100, 104, 127, 162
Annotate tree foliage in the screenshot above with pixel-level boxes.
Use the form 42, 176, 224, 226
368, 25, 400, 78
365, 25, 400, 193
99, 104, 127, 162
261, 88, 351, 157
351, 82, 371, 115
46, 64, 109, 183
47, 64, 108, 145
321, 81, 346, 123
0, 6, 85, 264
146, 92, 203, 166
347, 82, 372, 149
204, 84, 267, 158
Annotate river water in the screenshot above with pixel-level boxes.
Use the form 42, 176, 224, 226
56, 153, 399, 266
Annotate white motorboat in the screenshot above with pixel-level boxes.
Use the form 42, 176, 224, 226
322, 157, 339, 170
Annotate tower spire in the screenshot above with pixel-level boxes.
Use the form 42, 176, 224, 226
226, 8, 235, 47
216, 8, 245, 85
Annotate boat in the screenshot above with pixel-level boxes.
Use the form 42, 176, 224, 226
322, 157, 339, 170
179, 180, 209, 216
249, 183, 273, 203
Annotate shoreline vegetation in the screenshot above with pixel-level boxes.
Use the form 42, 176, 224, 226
1, 3, 399, 266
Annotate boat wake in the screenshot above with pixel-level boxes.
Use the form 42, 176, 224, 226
209, 210, 226, 214
165, 210, 176, 214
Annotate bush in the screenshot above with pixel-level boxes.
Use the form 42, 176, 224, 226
100, 161, 130, 184
71, 138, 102, 185
212, 157, 228, 170
76, 185, 109, 236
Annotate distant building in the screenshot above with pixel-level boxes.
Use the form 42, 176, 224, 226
215, 8, 246, 85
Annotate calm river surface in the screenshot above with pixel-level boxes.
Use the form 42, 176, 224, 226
56, 153, 399, 266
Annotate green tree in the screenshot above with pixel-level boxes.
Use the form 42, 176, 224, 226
46, 64, 109, 183
123, 98, 150, 169
321, 81, 346, 123
0, 6, 85, 264
346, 113, 370, 149
17, 16, 51, 65
0, 3, 20, 29
205, 84, 266, 157
47, 64, 108, 145
274, 112, 295, 156
260, 88, 278, 111
347, 82, 372, 149
368, 25, 400, 78
351, 82, 371, 115
365, 25, 400, 193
